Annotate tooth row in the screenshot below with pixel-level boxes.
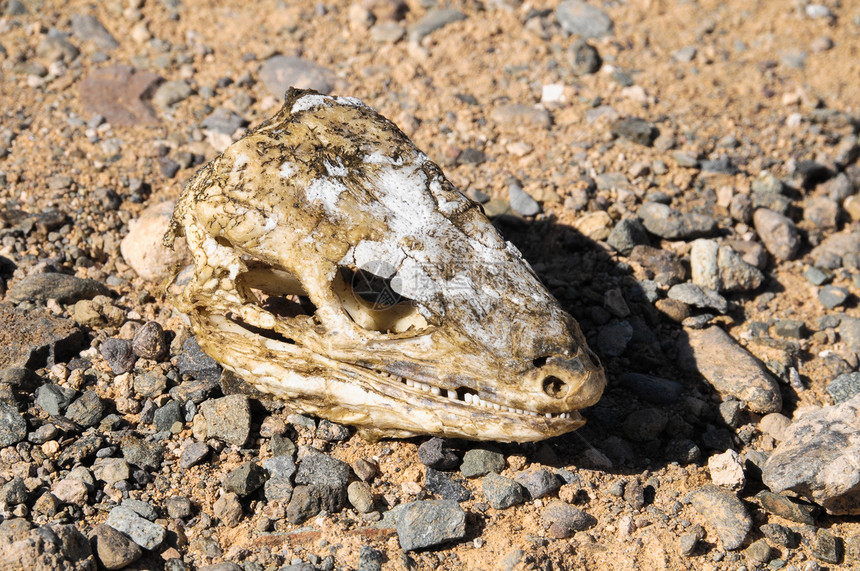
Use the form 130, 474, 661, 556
380, 369, 572, 419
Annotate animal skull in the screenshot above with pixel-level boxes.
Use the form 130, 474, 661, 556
165, 88, 605, 442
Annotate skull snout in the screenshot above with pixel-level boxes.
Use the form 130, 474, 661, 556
535, 351, 605, 410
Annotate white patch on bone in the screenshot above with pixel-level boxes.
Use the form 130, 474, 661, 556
291, 94, 332, 114
345, 241, 406, 276
325, 159, 348, 177
305, 177, 348, 215
335, 96, 368, 109
234, 153, 249, 168
278, 161, 297, 178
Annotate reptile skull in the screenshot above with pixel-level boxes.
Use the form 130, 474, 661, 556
165, 88, 605, 442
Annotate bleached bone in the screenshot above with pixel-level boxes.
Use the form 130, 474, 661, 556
164, 88, 605, 442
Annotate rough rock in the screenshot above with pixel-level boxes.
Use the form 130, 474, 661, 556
707, 449, 746, 491
0, 524, 95, 571
556, 0, 614, 38
425, 468, 471, 502
417, 437, 459, 470
460, 448, 506, 477
541, 501, 595, 538
690, 239, 764, 292
482, 472, 526, 509
0, 303, 84, 369
687, 485, 752, 550
396, 500, 466, 551
193, 395, 251, 446
407, 8, 466, 43
638, 202, 716, 239
90, 524, 142, 570
762, 395, 860, 514
105, 506, 166, 550
0, 401, 27, 447
809, 231, 860, 269
121, 201, 189, 282
6, 273, 110, 304
753, 208, 801, 261
681, 326, 782, 413
827, 372, 860, 404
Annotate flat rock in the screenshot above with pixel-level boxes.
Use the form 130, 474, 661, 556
762, 395, 860, 515
753, 208, 801, 261
490, 104, 552, 130
121, 201, 189, 282
70, 13, 118, 51
617, 373, 682, 404
687, 484, 752, 550
638, 202, 716, 240
417, 437, 459, 470
7, 273, 110, 305
407, 8, 466, 43
809, 231, 860, 269
295, 448, 351, 489
827, 372, 860, 404
460, 448, 506, 477
556, 0, 614, 38
541, 501, 595, 539
0, 303, 84, 369
259, 56, 340, 97
667, 283, 728, 313
105, 506, 166, 551
396, 500, 466, 551
193, 395, 251, 447
79, 65, 162, 126
690, 239, 764, 293
0, 401, 27, 447
680, 326, 782, 413
482, 472, 526, 509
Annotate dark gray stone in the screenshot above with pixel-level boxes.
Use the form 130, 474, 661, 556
760, 523, 797, 547
755, 490, 817, 524
0, 303, 84, 369
197, 395, 251, 446
396, 500, 466, 551
91, 523, 143, 569
617, 373, 682, 404
100, 338, 136, 375
6, 273, 110, 305
407, 8, 467, 43
224, 462, 266, 497
295, 449, 351, 489
812, 528, 843, 564
425, 467, 471, 502
570, 39, 601, 75
612, 117, 658, 146
556, 0, 614, 38
179, 441, 209, 469
176, 338, 222, 382
596, 320, 633, 357
64, 390, 104, 427
0, 477, 27, 505
622, 408, 668, 442
121, 435, 164, 470
315, 419, 350, 441
686, 485, 752, 550
0, 401, 27, 447
264, 476, 294, 501
638, 202, 716, 239
607, 219, 649, 255
460, 448, 506, 478
482, 472, 526, 509
262, 454, 297, 479
418, 437, 459, 471
819, 285, 850, 309
153, 400, 183, 432
286, 484, 346, 524
357, 545, 384, 571
515, 469, 562, 499
35, 383, 74, 416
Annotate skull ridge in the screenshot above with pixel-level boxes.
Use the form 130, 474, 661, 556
165, 88, 605, 442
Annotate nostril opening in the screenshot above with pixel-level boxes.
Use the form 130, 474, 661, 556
532, 356, 549, 368
542, 375, 567, 399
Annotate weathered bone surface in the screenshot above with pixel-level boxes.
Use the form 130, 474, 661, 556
165, 88, 605, 442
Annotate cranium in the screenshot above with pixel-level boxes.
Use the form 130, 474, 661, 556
165, 88, 605, 442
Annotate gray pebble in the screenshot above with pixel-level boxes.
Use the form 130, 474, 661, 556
35, 383, 74, 416
153, 400, 183, 432
622, 408, 668, 442
745, 538, 773, 565
64, 390, 104, 427
370, 22, 405, 43
672, 46, 697, 63
638, 202, 716, 240
827, 372, 860, 404
8, 273, 109, 306
667, 283, 728, 313
819, 285, 850, 309
570, 39, 601, 75
100, 338, 136, 375
617, 373, 682, 404
686, 484, 751, 550
630, 245, 687, 286
296, 448, 351, 489
260, 56, 339, 97
755, 490, 817, 524
134, 371, 167, 398
679, 532, 699, 556
490, 104, 552, 130
753, 208, 801, 261
556, 0, 614, 38
515, 468, 561, 499
812, 528, 843, 564
153, 80, 193, 108
810, 232, 860, 269
264, 476, 294, 502
224, 462, 266, 497
92, 457, 130, 486
596, 320, 633, 357
262, 454, 297, 479
121, 434, 164, 470
672, 151, 700, 168
773, 319, 805, 338
507, 182, 540, 216
0, 401, 27, 447
70, 14, 119, 51
425, 467, 471, 502
200, 107, 246, 135
357, 545, 383, 571
396, 499, 466, 551
461, 448, 506, 477
612, 117, 658, 146
691, 239, 764, 293
407, 8, 466, 44
760, 523, 797, 548
315, 419, 350, 441
179, 441, 209, 469
417, 437, 459, 470
804, 267, 831, 285
762, 395, 860, 515
0, 476, 27, 505
165, 497, 193, 519
176, 338, 222, 382
286, 484, 345, 524
607, 218, 649, 255
482, 472, 526, 509
106, 506, 166, 550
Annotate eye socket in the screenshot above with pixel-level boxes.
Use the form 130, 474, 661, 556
334, 265, 430, 334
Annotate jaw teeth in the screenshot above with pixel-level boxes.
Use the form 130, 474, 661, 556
378, 369, 573, 420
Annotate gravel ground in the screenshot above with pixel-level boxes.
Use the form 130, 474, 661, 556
1, 0, 860, 570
